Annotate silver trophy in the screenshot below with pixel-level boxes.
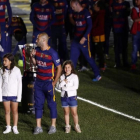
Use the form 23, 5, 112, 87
18, 43, 37, 72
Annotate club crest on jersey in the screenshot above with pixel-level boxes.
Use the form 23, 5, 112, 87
54, 3, 58, 7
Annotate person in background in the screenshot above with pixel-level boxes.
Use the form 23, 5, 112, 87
30, 0, 55, 45
0, 0, 12, 61
70, 0, 101, 82
0, 53, 22, 134
131, 0, 140, 70
59, 60, 81, 133
111, 0, 130, 68
50, 0, 69, 63
91, 0, 106, 72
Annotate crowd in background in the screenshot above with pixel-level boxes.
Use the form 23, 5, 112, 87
0, 0, 140, 72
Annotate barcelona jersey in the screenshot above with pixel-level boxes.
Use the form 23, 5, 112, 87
35, 47, 61, 81
30, 1, 55, 31
72, 8, 92, 40
50, 0, 68, 26
111, 1, 130, 33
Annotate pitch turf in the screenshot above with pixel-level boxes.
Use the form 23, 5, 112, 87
0, 46, 140, 140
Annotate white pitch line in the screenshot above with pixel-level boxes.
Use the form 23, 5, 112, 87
77, 96, 140, 122
55, 88, 140, 122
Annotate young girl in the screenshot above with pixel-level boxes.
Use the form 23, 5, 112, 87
59, 60, 81, 133
0, 53, 22, 134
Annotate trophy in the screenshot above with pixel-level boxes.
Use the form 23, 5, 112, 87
18, 43, 37, 73
18, 43, 37, 114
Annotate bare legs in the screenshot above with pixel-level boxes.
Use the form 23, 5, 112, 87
3, 101, 18, 126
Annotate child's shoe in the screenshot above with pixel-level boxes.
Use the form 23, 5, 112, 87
3, 126, 12, 134
13, 126, 19, 134
65, 125, 71, 133
74, 124, 81, 133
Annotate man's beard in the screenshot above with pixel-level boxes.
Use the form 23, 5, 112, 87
37, 41, 43, 47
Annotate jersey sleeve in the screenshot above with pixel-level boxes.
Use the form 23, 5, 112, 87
83, 10, 92, 38
6, 0, 12, 26
51, 50, 61, 67
30, 3, 39, 29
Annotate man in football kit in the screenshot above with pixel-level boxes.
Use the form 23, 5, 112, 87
30, 0, 55, 45
70, 0, 101, 81
50, 0, 68, 62
0, 0, 12, 61
30, 32, 62, 134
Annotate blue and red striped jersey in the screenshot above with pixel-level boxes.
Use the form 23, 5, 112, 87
30, 1, 55, 31
72, 8, 92, 40
111, 1, 130, 33
6, 16, 27, 36
0, 0, 12, 25
50, 0, 68, 26
35, 47, 61, 81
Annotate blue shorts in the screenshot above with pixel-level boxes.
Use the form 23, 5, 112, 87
2, 96, 17, 102
61, 96, 78, 107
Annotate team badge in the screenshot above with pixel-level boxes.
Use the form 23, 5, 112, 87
77, 15, 79, 18
54, 3, 58, 7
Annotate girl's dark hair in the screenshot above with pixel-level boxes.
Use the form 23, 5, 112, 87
2, 53, 15, 73
62, 60, 76, 75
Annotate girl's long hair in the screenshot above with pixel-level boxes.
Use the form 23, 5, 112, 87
2, 53, 15, 73
61, 60, 76, 75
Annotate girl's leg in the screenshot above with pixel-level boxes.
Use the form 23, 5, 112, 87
70, 106, 78, 126
71, 106, 81, 133
11, 101, 18, 126
63, 107, 70, 126
3, 101, 12, 134
11, 101, 19, 134
63, 107, 71, 133
3, 101, 11, 126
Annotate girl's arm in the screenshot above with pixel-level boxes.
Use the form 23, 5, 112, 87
62, 75, 79, 91
16, 69, 22, 102
59, 75, 66, 88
